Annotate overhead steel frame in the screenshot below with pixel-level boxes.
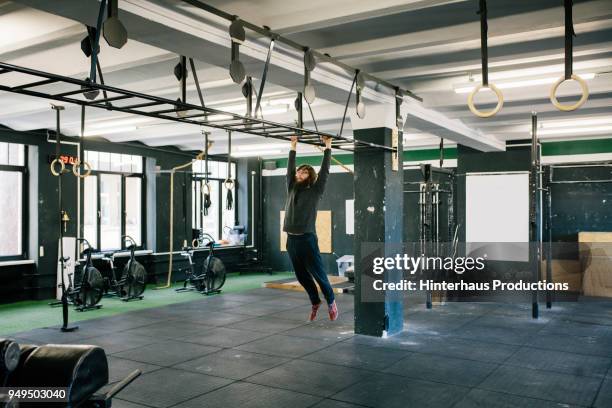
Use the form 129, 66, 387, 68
0, 62, 394, 153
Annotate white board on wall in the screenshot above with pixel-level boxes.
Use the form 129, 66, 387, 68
466, 173, 529, 261
346, 199, 354, 235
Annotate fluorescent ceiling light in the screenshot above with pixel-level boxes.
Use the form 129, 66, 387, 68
88, 117, 154, 129
83, 126, 137, 137
231, 149, 283, 157
216, 104, 289, 116
207, 114, 235, 121
454, 73, 595, 94
235, 143, 288, 151
542, 117, 612, 129
470, 61, 603, 81
538, 125, 612, 136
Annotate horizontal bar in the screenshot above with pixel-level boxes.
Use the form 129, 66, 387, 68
12, 78, 59, 90
53, 87, 95, 98
120, 100, 165, 109
0, 61, 395, 153
96, 94, 133, 104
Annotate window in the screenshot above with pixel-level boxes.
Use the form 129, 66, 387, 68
0, 142, 27, 259
192, 159, 237, 241
83, 151, 144, 251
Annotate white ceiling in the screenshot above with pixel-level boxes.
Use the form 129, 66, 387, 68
1, 0, 611, 156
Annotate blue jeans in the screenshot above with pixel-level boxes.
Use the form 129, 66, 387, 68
286, 233, 335, 305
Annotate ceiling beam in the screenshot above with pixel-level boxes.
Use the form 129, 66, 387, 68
13, 0, 503, 151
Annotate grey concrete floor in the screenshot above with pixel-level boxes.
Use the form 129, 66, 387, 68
8, 288, 612, 408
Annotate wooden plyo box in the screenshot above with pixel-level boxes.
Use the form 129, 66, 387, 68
578, 232, 612, 298
540, 260, 582, 292
279, 210, 332, 253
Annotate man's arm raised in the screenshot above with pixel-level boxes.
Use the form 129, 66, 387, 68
287, 136, 298, 190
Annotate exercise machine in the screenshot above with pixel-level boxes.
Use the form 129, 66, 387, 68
404, 163, 457, 308
101, 235, 147, 301
176, 232, 226, 295
1, 337, 140, 408
65, 239, 104, 311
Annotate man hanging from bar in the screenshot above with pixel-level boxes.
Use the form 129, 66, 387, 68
284, 135, 338, 321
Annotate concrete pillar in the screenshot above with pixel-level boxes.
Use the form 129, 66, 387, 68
351, 104, 405, 337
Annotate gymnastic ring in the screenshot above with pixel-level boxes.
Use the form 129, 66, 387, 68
224, 179, 234, 190
192, 238, 200, 248
467, 83, 504, 118
50, 158, 65, 176
550, 74, 589, 112
72, 159, 92, 178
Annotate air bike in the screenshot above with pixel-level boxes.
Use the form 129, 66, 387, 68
177, 232, 226, 295
101, 235, 147, 301
51, 238, 104, 312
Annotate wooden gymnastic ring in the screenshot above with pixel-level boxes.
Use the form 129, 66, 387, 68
467, 83, 504, 118
192, 238, 200, 248
550, 74, 589, 112
224, 179, 234, 190
50, 158, 65, 176
72, 159, 92, 178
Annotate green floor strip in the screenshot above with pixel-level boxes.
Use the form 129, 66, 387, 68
0, 272, 293, 336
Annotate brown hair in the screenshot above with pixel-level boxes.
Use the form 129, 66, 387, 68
296, 164, 317, 186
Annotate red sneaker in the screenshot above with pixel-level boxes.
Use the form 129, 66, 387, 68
328, 301, 339, 321
309, 302, 321, 322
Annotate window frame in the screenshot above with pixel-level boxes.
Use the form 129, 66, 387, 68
0, 145, 28, 260
85, 156, 146, 252
192, 160, 238, 241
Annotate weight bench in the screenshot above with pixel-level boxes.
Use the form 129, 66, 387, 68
1, 338, 140, 408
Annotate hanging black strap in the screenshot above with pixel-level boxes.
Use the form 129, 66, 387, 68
338, 72, 357, 137
564, 0, 575, 80
226, 130, 233, 210
203, 132, 211, 216
89, 0, 107, 83
254, 39, 275, 117
439, 138, 444, 168
189, 57, 206, 108
227, 130, 232, 180
180, 55, 187, 103
477, 0, 489, 86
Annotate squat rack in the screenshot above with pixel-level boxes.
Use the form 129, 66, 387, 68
0, 62, 394, 153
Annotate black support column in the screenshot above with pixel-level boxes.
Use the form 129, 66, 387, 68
352, 115, 404, 337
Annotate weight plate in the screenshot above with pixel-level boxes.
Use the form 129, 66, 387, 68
103, 17, 128, 49
304, 84, 316, 104
229, 20, 246, 43
229, 60, 246, 84
356, 101, 366, 119
304, 49, 316, 72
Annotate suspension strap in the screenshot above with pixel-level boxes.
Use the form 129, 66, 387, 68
189, 57, 206, 108
478, 0, 488, 86
564, 0, 575, 80
338, 72, 358, 137
89, 0, 107, 83
254, 39, 275, 117
225, 130, 234, 210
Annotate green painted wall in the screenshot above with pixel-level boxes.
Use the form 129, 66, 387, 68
267, 138, 612, 169
269, 148, 458, 169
